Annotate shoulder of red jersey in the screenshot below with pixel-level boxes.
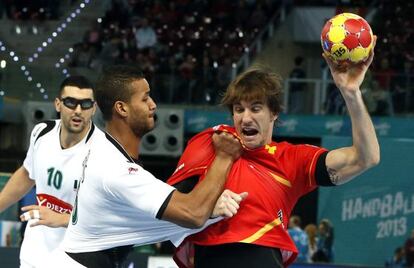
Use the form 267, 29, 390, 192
270, 141, 322, 150
186, 124, 237, 143
167, 124, 237, 185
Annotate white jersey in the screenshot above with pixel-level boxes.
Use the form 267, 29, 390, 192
62, 131, 218, 256
20, 120, 98, 267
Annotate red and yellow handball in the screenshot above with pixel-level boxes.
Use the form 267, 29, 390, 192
321, 13, 373, 64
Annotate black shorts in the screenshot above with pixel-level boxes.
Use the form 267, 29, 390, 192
66, 245, 133, 268
194, 243, 283, 268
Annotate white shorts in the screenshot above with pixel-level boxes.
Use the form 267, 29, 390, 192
44, 248, 87, 268
20, 259, 35, 268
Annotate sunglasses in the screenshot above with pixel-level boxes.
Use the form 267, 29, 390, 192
61, 97, 95, 110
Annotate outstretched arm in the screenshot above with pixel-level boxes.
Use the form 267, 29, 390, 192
0, 166, 35, 213
324, 37, 380, 185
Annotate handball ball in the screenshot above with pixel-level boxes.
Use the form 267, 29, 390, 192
321, 13, 373, 64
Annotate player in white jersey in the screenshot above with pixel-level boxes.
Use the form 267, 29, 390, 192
0, 76, 98, 268
51, 65, 246, 268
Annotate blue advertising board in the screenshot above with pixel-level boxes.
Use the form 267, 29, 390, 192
318, 137, 414, 266
184, 109, 414, 139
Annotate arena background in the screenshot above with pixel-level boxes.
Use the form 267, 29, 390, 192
0, 0, 413, 267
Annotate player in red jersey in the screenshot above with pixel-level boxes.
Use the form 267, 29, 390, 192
168, 43, 380, 267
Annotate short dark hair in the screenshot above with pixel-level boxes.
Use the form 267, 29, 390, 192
221, 67, 283, 115
59, 75, 94, 97
95, 65, 145, 121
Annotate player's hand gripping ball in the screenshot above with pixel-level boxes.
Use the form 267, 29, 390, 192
321, 13, 373, 65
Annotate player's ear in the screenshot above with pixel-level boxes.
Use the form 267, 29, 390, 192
91, 102, 97, 115
114, 101, 128, 118
55, 98, 61, 113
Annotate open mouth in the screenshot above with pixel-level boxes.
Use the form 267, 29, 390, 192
242, 127, 259, 136
72, 118, 82, 124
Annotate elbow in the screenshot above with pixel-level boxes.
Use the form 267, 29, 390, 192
371, 153, 380, 167
362, 151, 380, 169
369, 146, 381, 167
168, 191, 212, 228
186, 210, 209, 229
177, 206, 209, 229
180, 218, 206, 229
188, 220, 206, 229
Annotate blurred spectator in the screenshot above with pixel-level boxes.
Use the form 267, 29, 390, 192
361, 70, 393, 116
198, 54, 218, 104
404, 228, 414, 267
161, 2, 180, 25
0, 0, 6, 19
289, 56, 307, 114
324, 84, 346, 115
361, 69, 377, 114
312, 219, 334, 263
371, 0, 414, 115
157, 57, 179, 103
136, 50, 156, 86
305, 223, 318, 263
104, 0, 130, 28
385, 247, 406, 268
248, 4, 267, 29
68, 0, 281, 105
371, 81, 393, 116
98, 36, 121, 67
7, 0, 61, 21
134, 18, 157, 50
175, 54, 197, 103
392, 61, 414, 114
288, 215, 309, 263
217, 57, 233, 97
375, 58, 395, 93
69, 42, 95, 68
84, 21, 103, 51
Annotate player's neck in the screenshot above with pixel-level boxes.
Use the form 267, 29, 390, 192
60, 122, 91, 149
106, 121, 140, 160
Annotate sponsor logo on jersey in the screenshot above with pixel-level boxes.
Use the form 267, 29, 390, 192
265, 144, 277, 154
80, 149, 90, 184
37, 193, 73, 214
128, 167, 138, 174
277, 209, 285, 229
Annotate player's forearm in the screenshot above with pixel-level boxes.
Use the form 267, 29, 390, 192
343, 90, 380, 168
191, 156, 233, 218
57, 213, 70, 228
178, 155, 234, 228
0, 167, 35, 213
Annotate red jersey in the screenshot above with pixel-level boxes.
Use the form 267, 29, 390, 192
168, 125, 327, 266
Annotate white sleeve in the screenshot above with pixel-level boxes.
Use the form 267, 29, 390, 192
169, 217, 222, 246
104, 166, 175, 219
104, 165, 223, 244
22, 122, 48, 180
